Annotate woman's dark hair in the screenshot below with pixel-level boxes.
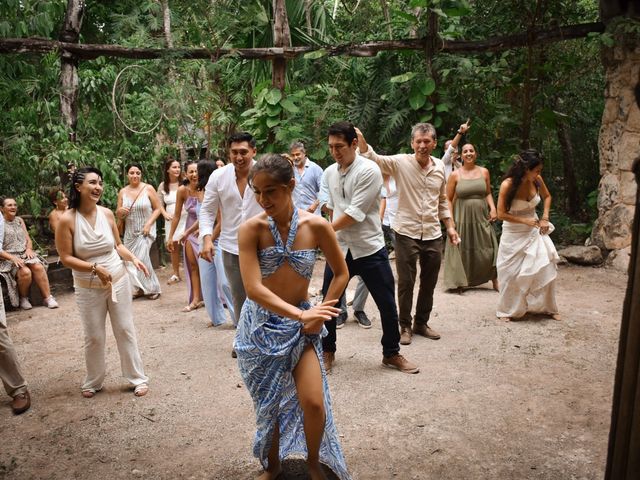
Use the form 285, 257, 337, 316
502, 149, 543, 211
69, 166, 103, 209
125, 163, 143, 175
196, 160, 216, 191
162, 157, 182, 194
249, 153, 294, 186
182, 159, 197, 186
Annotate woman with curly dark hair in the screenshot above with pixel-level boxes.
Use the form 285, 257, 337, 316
56, 166, 149, 398
495, 149, 560, 321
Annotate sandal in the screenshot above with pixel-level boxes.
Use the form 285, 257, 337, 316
182, 301, 204, 312
134, 384, 149, 397
81, 387, 102, 398
167, 274, 181, 285
132, 289, 144, 299
147, 293, 160, 300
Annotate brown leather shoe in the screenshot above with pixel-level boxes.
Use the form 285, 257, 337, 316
322, 351, 335, 373
400, 327, 412, 345
413, 323, 441, 340
382, 354, 419, 374
11, 391, 31, 415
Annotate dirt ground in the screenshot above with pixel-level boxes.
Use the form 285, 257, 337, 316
0, 259, 627, 480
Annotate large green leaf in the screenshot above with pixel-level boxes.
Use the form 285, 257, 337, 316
409, 84, 426, 110
419, 78, 436, 96
280, 98, 300, 113
390, 72, 416, 84
265, 88, 283, 105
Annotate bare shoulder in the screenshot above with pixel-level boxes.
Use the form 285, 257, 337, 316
240, 213, 268, 234
98, 205, 113, 218
57, 209, 75, 230
146, 184, 156, 194
480, 166, 491, 178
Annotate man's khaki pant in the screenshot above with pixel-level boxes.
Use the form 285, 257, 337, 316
0, 292, 28, 398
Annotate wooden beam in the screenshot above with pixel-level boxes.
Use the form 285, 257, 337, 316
0, 22, 604, 61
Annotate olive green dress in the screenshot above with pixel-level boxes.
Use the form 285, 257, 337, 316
444, 177, 498, 290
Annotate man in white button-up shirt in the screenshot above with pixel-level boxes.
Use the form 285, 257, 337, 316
0, 214, 31, 414
321, 121, 419, 374
357, 123, 460, 346
199, 132, 263, 328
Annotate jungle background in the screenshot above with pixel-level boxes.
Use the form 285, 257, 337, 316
0, 0, 606, 246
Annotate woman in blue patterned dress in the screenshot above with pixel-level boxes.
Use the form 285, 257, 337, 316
236, 154, 350, 480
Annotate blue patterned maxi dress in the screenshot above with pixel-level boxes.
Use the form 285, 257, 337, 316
235, 209, 350, 480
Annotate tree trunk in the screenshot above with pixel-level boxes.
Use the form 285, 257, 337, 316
160, 0, 174, 49
59, 0, 84, 143
555, 98, 580, 218
304, 0, 313, 36
379, 0, 392, 39
271, 0, 291, 91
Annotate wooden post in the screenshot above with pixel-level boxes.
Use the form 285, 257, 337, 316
271, 0, 291, 91
605, 158, 640, 478
59, 0, 84, 144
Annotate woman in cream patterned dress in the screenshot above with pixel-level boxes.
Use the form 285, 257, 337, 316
116, 163, 162, 299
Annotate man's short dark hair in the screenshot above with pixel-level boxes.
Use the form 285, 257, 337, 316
228, 132, 256, 148
328, 121, 357, 145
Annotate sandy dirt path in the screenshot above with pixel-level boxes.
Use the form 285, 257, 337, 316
0, 260, 626, 479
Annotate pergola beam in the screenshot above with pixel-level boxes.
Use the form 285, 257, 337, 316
0, 22, 604, 61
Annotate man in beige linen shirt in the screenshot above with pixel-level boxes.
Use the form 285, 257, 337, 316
357, 123, 460, 345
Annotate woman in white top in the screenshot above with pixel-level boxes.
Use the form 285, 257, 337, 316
56, 166, 149, 398
157, 157, 186, 284
496, 149, 560, 321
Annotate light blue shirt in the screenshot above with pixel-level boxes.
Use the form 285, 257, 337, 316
293, 158, 323, 214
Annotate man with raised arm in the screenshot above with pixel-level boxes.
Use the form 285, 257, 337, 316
357, 123, 460, 346
199, 132, 263, 338
321, 121, 419, 374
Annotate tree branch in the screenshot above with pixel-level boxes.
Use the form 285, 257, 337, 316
0, 22, 604, 61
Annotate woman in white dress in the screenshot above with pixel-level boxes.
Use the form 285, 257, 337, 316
157, 157, 186, 284
56, 166, 149, 398
496, 149, 560, 321
116, 163, 162, 299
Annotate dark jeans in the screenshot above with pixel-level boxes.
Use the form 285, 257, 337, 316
394, 232, 442, 330
322, 248, 400, 357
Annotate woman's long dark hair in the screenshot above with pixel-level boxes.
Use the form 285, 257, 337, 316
196, 160, 217, 191
162, 157, 182, 194
502, 149, 543, 211
249, 153, 294, 187
69, 166, 103, 209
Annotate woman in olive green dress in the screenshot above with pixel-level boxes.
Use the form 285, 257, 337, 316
444, 143, 499, 292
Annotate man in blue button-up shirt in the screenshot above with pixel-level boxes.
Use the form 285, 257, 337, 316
290, 141, 323, 215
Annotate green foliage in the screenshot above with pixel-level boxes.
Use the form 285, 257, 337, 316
0, 0, 605, 236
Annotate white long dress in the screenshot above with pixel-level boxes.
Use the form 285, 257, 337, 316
496, 194, 559, 318
158, 185, 187, 243
123, 192, 161, 295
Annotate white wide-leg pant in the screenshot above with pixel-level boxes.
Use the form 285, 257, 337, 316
75, 275, 148, 391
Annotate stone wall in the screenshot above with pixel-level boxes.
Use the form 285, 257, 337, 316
591, 25, 640, 255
